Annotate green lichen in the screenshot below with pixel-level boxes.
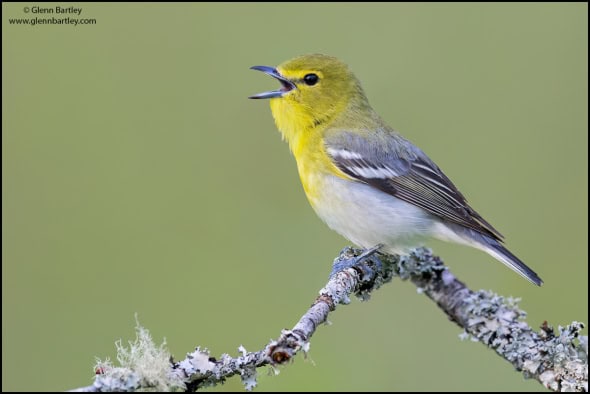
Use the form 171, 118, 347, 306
93, 320, 185, 392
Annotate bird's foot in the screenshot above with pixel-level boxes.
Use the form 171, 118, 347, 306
330, 244, 383, 281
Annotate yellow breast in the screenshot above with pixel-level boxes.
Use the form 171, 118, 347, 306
270, 97, 349, 204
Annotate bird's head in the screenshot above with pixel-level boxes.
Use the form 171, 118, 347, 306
249, 54, 369, 134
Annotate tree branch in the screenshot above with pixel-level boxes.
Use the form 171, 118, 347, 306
71, 247, 588, 392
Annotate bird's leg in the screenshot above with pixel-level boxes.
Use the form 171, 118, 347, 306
330, 244, 384, 280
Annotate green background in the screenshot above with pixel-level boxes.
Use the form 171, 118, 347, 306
2, 2, 587, 392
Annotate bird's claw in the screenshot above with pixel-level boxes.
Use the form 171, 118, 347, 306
330, 244, 384, 281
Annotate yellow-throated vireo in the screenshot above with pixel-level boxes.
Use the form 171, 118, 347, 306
249, 54, 542, 286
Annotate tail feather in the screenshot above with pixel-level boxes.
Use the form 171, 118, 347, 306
485, 241, 543, 286
435, 223, 543, 285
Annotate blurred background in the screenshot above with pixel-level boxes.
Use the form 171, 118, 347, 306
2, 3, 587, 391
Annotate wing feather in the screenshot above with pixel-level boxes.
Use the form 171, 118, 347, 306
325, 131, 503, 240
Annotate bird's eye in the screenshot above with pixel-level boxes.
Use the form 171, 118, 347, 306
303, 73, 319, 86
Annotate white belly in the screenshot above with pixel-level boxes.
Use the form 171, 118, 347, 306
307, 174, 438, 254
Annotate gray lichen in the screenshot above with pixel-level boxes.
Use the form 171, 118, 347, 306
72, 247, 587, 392
456, 288, 587, 390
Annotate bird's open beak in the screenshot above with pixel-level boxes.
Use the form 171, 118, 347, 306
248, 66, 296, 99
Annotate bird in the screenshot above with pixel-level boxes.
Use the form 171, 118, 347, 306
248, 54, 542, 286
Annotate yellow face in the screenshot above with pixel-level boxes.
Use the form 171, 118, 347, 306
275, 54, 360, 122
250, 54, 365, 131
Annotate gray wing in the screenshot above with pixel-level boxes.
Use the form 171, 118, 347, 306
325, 130, 503, 240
